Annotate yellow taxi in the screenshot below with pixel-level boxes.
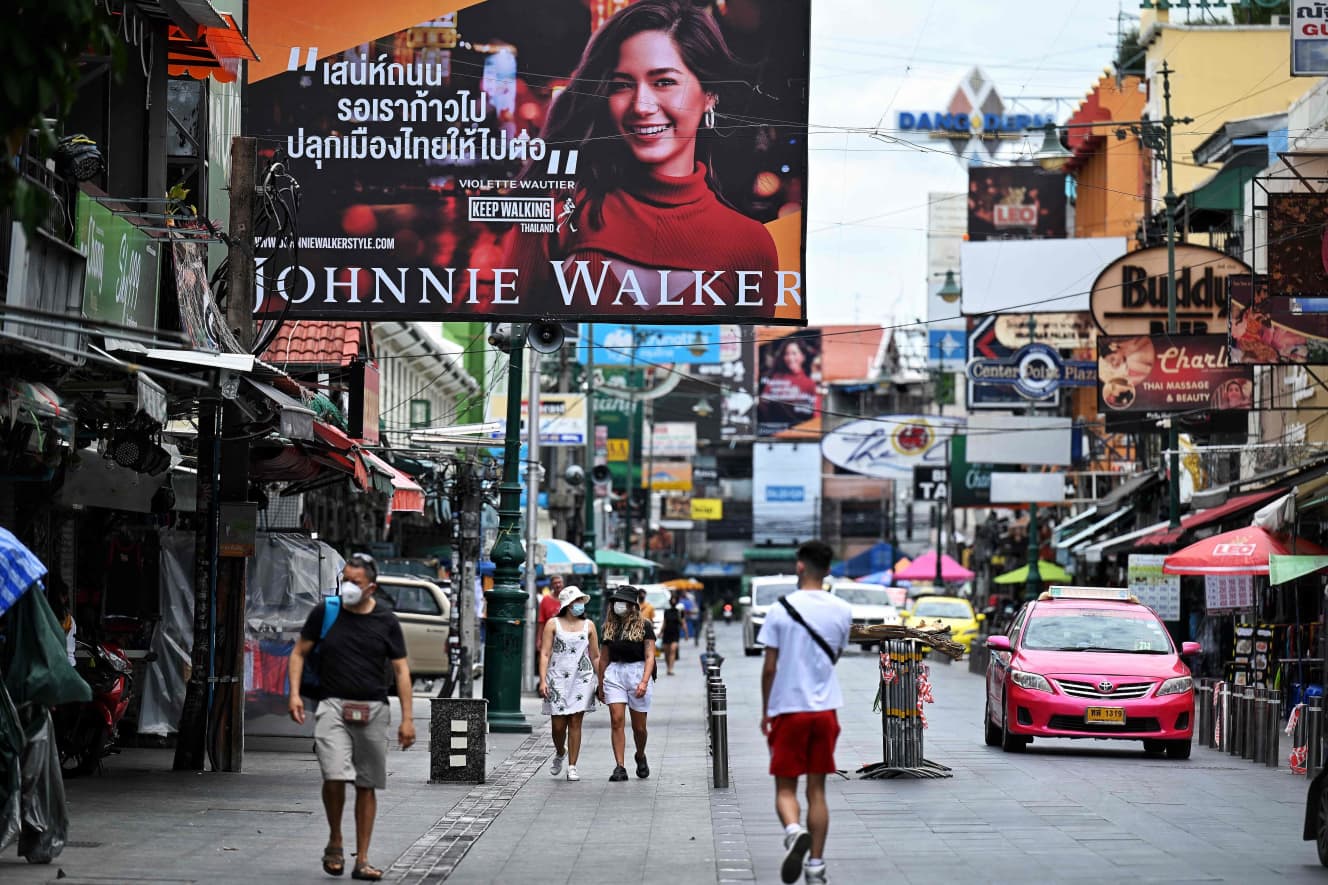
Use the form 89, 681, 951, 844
902, 595, 984, 654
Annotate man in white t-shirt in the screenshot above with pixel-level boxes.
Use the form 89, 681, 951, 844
757, 539, 852, 885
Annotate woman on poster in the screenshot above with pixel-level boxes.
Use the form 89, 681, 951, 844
503, 0, 781, 314
757, 334, 820, 432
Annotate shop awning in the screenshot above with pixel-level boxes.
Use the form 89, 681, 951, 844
1270, 554, 1328, 585
243, 378, 314, 441
168, 13, 259, 83
1133, 489, 1283, 548
1083, 519, 1171, 564
683, 562, 743, 577
1183, 154, 1262, 214
361, 451, 424, 512
1098, 469, 1163, 516
1057, 505, 1134, 551
1053, 506, 1099, 542
596, 549, 659, 570
309, 420, 371, 491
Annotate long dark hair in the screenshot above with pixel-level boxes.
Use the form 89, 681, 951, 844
539, 0, 739, 222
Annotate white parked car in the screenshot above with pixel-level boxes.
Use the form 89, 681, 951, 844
741, 575, 798, 656
830, 582, 902, 650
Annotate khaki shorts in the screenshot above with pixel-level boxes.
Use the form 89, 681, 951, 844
314, 698, 390, 790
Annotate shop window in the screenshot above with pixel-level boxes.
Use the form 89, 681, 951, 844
410, 399, 431, 429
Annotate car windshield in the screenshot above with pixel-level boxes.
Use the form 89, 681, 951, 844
754, 582, 796, 606
834, 586, 893, 607
1022, 611, 1173, 653
913, 600, 972, 619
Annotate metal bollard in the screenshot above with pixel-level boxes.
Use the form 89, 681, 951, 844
1241, 687, 1256, 760
1197, 680, 1212, 748
1267, 691, 1282, 769
1308, 700, 1324, 778
1217, 682, 1229, 751
1231, 686, 1245, 757
711, 684, 729, 789
1252, 689, 1268, 765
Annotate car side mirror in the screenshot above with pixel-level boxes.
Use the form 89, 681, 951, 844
976, 613, 986, 622
737, 596, 751, 606
1181, 641, 1201, 656
986, 635, 1012, 652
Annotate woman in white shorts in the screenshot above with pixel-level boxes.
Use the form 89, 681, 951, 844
596, 585, 657, 782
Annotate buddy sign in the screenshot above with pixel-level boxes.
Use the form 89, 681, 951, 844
1089, 244, 1250, 335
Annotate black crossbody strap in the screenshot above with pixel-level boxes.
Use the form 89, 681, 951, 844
778, 597, 840, 664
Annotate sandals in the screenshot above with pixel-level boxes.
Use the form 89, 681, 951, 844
321, 846, 345, 877
351, 863, 383, 881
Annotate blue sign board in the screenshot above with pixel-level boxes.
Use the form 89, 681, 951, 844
577, 324, 725, 367
766, 486, 806, 503
927, 328, 967, 367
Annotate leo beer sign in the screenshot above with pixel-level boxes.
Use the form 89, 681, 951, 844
1089, 244, 1250, 335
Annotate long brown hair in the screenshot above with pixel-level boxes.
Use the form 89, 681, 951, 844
603, 593, 649, 642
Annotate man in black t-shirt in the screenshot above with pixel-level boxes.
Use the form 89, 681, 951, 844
289, 553, 413, 881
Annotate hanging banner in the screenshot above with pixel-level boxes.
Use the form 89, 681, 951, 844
753, 442, 821, 545
1128, 554, 1181, 621
1098, 335, 1252, 414
485, 392, 586, 446
242, 1, 809, 323
579, 324, 737, 367
1089, 244, 1250, 336
1229, 274, 1328, 365
695, 328, 757, 439
966, 166, 1066, 241
757, 328, 822, 436
821, 415, 963, 479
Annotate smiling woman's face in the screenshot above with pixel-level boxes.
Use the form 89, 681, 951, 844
607, 30, 711, 177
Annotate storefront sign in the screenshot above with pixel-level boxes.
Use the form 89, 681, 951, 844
967, 342, 1095, 400
1229, 274, 1328, 364
580, 324, 737, 367
967, 166, 1066, 241
1293, 3, 1328, 75
821, 415, 963, 479
994, 313, 1097, 350
1205, 574, 1255, 612
897, 111, 1055, 138
242, 1, 808, 323
1098, 335, 1253, 414
1127, 554, 1181, 621
76, 192, 160, 332
690, 498, 723, 520
967, 315, 1061, 409
649, 422, 697, 458
695, 331, 757, 439
753, 443, 821, 545
1269, 193, 1328, 301
348, 359, 381, 445
1089, 244, 1250, 335
948, 435, 992, 508
486, 393, 587, 446
913, 465, 948, 502
643, 461, 692, 492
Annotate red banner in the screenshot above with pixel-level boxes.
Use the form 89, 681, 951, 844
1098, 335, 1253, 413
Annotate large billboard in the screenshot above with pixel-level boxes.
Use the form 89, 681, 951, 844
579, 323, 738, 366
966, 166, 1066, 241
1230, 274, 1328, 365
1098, 335, 1252, 414
1089, 244, 1249, 336
753, 442, 821, 545
757, 327, 821, 436
694, 328, 756, 439
243, 0, 809, 324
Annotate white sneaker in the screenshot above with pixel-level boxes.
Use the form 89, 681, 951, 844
781, 828, 811, 883
566, 765, 579, 781
550, 753, 565, 776
804, 862, 828, 884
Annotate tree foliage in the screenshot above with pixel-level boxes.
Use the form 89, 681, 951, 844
0, 0, 115, 231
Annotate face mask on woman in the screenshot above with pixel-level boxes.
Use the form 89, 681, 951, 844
570, 603, 586, 618
613, 601, 630, 616
340, 580, 364, 606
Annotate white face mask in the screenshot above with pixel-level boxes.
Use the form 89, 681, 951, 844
340, 580, 364, 606
613, 602, 630, 616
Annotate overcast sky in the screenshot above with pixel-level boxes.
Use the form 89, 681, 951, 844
804, 0, 1128, 327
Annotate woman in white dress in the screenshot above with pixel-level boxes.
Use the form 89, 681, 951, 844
538, 585, 600, 782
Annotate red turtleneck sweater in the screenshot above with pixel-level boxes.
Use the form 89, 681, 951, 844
503, 164, 781, 315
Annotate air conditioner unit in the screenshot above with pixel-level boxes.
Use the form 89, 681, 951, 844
4, 221, 87, 363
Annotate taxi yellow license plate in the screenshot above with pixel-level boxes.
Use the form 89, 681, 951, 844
1085, 707, 1126, 725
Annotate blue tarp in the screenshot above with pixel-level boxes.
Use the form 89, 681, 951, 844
831, 542, 895, 578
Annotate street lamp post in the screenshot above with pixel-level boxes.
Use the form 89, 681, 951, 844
1034, 62, 1193, 529
582, 325, 601, 621
482, 326, 532, 734
1023, 313, 1042, 601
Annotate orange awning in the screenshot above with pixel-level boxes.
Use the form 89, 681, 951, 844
168, 14, 259, 83
361, 451, 426, 514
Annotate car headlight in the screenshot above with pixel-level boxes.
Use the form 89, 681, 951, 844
1157, 676, 1193, 696
1010, 669, 1053, 693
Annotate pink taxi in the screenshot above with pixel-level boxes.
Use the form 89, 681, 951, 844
984, 587, 1200, 759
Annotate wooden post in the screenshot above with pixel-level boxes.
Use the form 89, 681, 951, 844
226, 137, 256, 351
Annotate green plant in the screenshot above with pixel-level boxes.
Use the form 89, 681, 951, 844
0, 0, 116, 232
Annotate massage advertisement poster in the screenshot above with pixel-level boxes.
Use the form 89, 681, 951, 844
1097, 335, 1253, 414
242, 0, 809, 323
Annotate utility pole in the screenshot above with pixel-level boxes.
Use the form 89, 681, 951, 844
581, 324, 601, 620
642, 398, 655, 559
456, 458, 481, 699
1024, 312, 1042, 602
522, 347, 541, 693
1160, 63, 1186, 530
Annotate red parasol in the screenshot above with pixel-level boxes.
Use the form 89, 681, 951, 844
1162, 526, 1328, 576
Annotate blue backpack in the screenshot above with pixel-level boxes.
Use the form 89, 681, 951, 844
298, 596, 342, 700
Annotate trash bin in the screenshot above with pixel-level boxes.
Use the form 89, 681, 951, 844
429, 698, 487, 784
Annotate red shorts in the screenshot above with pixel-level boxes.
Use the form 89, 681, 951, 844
767, 710, 840, 778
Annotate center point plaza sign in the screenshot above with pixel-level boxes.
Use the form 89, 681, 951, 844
966, 342, 1095, 401
242, 0, 809, 324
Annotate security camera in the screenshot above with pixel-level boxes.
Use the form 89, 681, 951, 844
488, 322, 514, 348
564, 464, 585, 487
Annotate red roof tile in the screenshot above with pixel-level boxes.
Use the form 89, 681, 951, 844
262, 321, 365, 368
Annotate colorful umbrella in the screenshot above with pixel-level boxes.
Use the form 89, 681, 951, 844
894, 551, 974, 582
1163, 526, 1328, 576
993, 559, 1072, 585
663, 577, 703, 590
855, 569, 893, 585
536, 539, 597, 576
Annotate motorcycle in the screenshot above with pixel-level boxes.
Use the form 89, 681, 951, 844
55, 639, 150, 776
722, 603, 734, 623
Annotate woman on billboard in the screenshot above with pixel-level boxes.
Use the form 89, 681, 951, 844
503, 0, 780, 314
757, 333, 820, 433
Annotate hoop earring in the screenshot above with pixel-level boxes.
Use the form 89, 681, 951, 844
704, 106, 715, 129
